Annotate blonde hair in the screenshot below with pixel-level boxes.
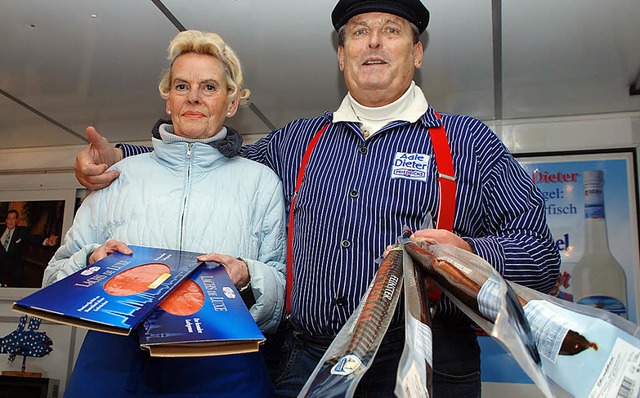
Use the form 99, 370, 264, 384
158, 30, 250, 105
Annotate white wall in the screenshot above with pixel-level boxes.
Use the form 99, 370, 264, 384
0, 113, 638, 396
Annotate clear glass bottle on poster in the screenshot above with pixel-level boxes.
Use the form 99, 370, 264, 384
571, 170, 628, 318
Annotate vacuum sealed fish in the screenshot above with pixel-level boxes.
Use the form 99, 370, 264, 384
512, 282, 640, 397
298, 246, 404, 398
402, 238, 554, 397
404, 239, 640, 397
394, 248, 433, 397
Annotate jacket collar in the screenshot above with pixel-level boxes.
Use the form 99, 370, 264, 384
151, 119, 243, 158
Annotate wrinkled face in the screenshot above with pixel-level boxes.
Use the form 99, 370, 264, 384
166, 52, 239, 139
338, 12, 423, 107
5, 213, 17, 230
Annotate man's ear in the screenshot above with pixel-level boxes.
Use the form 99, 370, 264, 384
338, 45, 345, 71
414, 42, 423, 68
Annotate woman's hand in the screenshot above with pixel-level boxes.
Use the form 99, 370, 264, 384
197, 253, 250, 289
88, 240, 133, 264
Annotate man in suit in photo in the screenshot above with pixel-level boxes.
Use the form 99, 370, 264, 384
0, 210, 58, 287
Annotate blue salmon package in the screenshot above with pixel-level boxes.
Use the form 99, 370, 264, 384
139, 262, 264, 357
12, 246, 203, 335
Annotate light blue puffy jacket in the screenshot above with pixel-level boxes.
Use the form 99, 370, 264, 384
44, 133, 287, 334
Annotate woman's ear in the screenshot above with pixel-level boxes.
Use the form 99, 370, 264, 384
226, 92, 240, 117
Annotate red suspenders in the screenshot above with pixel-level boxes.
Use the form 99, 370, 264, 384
425, 111, 454, 302
285, 114, 455, 312
286, 123, 330, 312
430, 111, 456, 232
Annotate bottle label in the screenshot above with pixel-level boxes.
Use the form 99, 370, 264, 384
584, 188, 605, 219
577, 295, 627, 318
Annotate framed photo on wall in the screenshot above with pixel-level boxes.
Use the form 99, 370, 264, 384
0, 189, 76, 300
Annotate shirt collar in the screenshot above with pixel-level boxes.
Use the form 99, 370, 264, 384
419, 105, 444, 128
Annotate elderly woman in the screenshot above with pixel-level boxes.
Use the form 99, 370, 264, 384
44, 30, 286, 397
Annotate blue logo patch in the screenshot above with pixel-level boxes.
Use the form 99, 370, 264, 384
391, 152, 430, 182
330, 354, 363, 375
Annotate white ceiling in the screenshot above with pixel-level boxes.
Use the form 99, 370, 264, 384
1, 0, 639, 150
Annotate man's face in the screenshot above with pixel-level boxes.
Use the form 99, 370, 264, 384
338, 12, 423, 107
5, 213, 17, 230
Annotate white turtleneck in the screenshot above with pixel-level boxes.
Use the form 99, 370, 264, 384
159, 124, 227, 144
333, 81, 429, 139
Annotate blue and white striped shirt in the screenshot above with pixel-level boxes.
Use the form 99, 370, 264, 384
120, 106, 560, 336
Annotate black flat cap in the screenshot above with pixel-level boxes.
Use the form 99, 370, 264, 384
332, 0, 430, 34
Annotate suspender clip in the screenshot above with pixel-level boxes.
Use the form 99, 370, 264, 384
438, 172, 456, 182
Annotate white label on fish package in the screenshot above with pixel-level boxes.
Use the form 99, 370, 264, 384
331, 354, 362, 376
441, 256, 473, 275
476, 277, 501, 321
399, 362, 430, 398
523, 300, 573, 364
411, 316, 433, 366
589, 338, 640, 398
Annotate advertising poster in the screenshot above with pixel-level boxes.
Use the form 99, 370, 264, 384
480, 148, 640, 389
517, 149, 640, 323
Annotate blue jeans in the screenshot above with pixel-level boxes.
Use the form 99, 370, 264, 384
273, 326, 404, 398
269, 318, 480, 398
431, 317, 481, 398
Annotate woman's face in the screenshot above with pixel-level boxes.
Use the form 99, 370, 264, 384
166, 52, 238, 139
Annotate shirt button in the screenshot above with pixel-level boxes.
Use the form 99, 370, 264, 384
349, 189, 359, 198
336, 297, 347, 306
358, 146, 367, 154
341, 239, 351, 248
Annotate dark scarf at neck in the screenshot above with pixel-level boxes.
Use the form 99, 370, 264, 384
151, 119, 243, 158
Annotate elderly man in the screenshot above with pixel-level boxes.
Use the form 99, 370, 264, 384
74, 0, 560, 396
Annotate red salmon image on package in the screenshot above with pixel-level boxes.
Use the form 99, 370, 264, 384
159, 279, 205, 316
103, 263, 171, 296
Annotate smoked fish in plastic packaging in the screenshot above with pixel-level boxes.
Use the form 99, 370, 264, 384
298, 246, 404, 398
404, 239, 640, 397
402, 238, 555, 397
394, 247, 433, 397
511, 282, 640, 397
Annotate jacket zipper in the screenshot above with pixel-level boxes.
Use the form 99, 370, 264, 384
179, 143, 193, 251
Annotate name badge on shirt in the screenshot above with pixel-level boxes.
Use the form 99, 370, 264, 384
391, 152, 430, 182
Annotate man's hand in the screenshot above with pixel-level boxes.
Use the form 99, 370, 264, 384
411, 228, 473, 253
88, 240, 132, 264
385, 228, 472, 298
197, 253, 250, 288
383, 228, 472, 256
75, 126, 123, 190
